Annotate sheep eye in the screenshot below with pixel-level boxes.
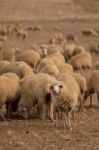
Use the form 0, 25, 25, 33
59, 85, 63, 88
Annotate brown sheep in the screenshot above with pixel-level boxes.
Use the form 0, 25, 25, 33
95, 61, 99, 70
0, 60, 10, 69
18, 73, 58, 120
73, 73, 87, 111
69, 52, 92, 70
66, 33, 77, 42
37, 58, 54, 72
64, 44, 85, 61
0, 48, 15, 62
16, 50, 41, 68
40, 64, 59, 76
84, 70, 99, 107
57, 63, 73, 75
46, 44, 64, 55
0, 61, 34, 79
49, 32, 65, 44
90, 42, 99, 54
82, 28, 97, 36
0, 74, 21, 120
37, 53, 65, 72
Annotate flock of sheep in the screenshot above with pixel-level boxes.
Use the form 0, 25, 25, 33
0, 24, 99, 130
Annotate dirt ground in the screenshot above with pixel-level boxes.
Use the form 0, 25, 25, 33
0, 0, 99, 150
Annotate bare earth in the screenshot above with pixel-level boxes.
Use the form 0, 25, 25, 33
0, 0, 99, 150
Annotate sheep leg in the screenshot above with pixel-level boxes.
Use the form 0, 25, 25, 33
90, 94, 93, 107
0, 109, 6, 121
55, 112, 59, 127
71, 109, 75, 118
41, 104, 46, 120
67, 112, 72, 130
6, 103, 12, 119
63, 112, 68, 128
78, 96, 83, 112
97, 93, 99, 106
49, 102, 55, 122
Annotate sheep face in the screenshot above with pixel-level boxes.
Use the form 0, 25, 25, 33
50, 82, 64, 95
41, 47, 48, 57
18, 106, 29, 119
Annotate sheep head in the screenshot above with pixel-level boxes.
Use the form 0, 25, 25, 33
50, 81, 64, 95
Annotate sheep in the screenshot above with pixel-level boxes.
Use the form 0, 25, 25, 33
40, 64, 59, 76
18, 73, 58, 120
73, 73, 87, 111
40, 44, 48, 57
73, 45, 85, 55
0, 48, 15, 62
90, 42, 99, 54
46, 52, 65, 65
0, 36, 7, 42
2, 72, 20, 81
6, 25, 14, 34
46, 44, 64, 55
64, 43, 77, 61
37, 58, 54, 72
53, 26, 61, 32
64, 44, 85, 61
50, 73, 80, 129
13, 25, 27, 39
82, 28, 97, 36
84, 70, 99, 107
0, 41, 3, 49
57, 63, 73, 75
66, 33, 77, 42
33, 25, 42, 31
16, 50, 41, 68
0, 74, 21, 120
95, 61, 99, 70
49, 32, 65, 44
0, 60, 10, 69
37, 53, 65, 72
16, 29, 27, 39
69, 52, 92, 70
2, 73, 21, 117
0, 26, 8, 35
0, 61, 34, 79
